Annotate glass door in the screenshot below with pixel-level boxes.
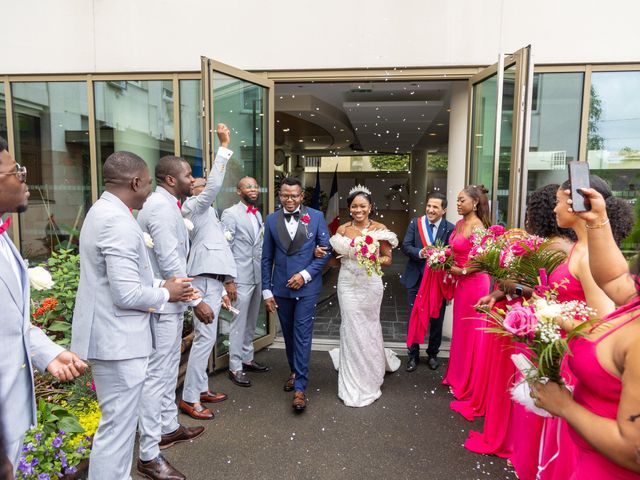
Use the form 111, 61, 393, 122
200, 57, 275, 369
467, 46, 533, 226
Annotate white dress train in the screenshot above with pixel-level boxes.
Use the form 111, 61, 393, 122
329, 230, 399, 407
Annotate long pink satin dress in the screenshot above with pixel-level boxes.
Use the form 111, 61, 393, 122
510, 245, 584, 480
442, 220, 490, 400
463, 296, 517, 455
567, 298, 640, 479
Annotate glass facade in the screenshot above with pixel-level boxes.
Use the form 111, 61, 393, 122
0, 82, 7, 141
588, 71, 640, 202
94, 80, 175, 190
179, 79, 204, 176
11, 82, 91, 258
526, 72, 584, 197
469, 74, 498, 191
210, 70, 269, 354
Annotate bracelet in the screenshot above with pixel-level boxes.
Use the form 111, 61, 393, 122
585, 218, 610, 229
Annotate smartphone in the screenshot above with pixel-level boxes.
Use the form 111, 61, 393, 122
567, 161, 591, 212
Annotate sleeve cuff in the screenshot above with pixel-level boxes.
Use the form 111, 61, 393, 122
216, 146, 233, 160
262, 289, 274, 300
158, 287, 170, 311
299, 270, 311, 284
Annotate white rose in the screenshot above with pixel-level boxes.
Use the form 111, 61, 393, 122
143, 232, 155, 248
224, 229, 233, 242
536, 303, 563, 321
367, 243, 377, 254
183, 218, 194, 232
28, 266, 54, 291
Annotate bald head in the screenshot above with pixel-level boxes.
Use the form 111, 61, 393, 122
103, 151, 148, 186
236, 176, 259, 205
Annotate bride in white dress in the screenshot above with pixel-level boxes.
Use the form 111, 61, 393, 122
323, 186, 399, 407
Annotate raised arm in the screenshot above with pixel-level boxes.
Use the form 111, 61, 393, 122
570, 188, 638, 305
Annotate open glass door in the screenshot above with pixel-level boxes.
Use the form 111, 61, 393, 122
200, 57, 275, 369
467, 46, 533, 226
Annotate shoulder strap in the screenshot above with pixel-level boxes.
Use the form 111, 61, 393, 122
416, 217, 428, 247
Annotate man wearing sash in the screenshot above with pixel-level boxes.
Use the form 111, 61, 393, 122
401, 192, 454, 372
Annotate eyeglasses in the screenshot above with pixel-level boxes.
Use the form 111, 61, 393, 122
0, 163, 27, 183
279, 193, 301, 200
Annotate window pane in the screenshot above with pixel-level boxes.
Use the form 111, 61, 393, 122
11, 82, 91, 259
179, 79, 204, 177
0, 82, 7, 141
210, 71, 269, 354
94, 80, 175, 190
526, 72, 584, 200
495, 65, 516, 225
588, 71, 640, 201
470, 74, 498, 191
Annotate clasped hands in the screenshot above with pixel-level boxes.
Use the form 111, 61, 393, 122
164, 277, 199, 302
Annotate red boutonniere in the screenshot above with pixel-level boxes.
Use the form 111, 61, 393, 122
300, 213, 311, 224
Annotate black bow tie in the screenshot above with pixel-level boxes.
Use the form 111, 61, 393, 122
284, 211, 300, 222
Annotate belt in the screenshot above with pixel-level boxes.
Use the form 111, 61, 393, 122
199, 273, 227, 282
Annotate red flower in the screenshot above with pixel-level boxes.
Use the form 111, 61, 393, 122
360, 245, 369, 255
364, 235, 373, 245
300, 213, 311, 224
369, 254, 377, 261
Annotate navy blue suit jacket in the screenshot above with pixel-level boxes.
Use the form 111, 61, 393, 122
400, 216, 455, 289
261, 207, 331, 298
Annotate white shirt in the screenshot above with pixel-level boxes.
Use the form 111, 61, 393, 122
0, 223, 22, 288
419, 216, 443, 257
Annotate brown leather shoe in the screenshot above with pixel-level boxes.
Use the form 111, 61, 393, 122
283, 372, 295, 392
137, 454, 185, 480
178, 399, 213, 420
159, 424, 205, 450
292, 391, 307, 412
200, 390, 228, 403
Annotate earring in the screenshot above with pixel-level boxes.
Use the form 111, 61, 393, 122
473, 204, 477, 211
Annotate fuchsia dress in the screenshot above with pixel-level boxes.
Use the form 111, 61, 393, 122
510, 245, 584, 480
567, 298, 640, 479
442, 220, 490, 400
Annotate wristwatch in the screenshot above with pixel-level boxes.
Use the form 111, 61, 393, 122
461, 268, 468, 276
514, 284, 524, 297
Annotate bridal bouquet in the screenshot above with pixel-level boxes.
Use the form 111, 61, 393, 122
424, 242, 453, 271
350, 233, 383, 277
479, 290, 595, 384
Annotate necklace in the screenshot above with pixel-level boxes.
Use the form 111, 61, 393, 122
350, 220, 372, 232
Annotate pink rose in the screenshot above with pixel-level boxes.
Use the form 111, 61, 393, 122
360, 245, 368, 255
503, 306, 538, 337
444, 247, 452, 256
437, 255, 445, 263
300, 213, 311, 224
488, 225, 505, 236
350, 238, 355, 247
510, 242, 529, 257
365, 235, 373, 245
369, 254, 377, 261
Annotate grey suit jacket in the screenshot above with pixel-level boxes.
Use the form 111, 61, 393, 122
137, 186, 190, 314
71, 191, 167, 361
183, 148, 237, 279
0, 232, 64, 444
221, 201, 262, 285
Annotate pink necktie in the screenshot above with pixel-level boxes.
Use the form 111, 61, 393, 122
0, 217, 11, 235
177, 200, 182, 209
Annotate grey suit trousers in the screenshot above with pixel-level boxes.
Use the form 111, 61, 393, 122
8, 436, 23, 475
89, 357, 148, 480
138, 312, 183, 461
182, 276, 223, 403
228, 282, 262, 372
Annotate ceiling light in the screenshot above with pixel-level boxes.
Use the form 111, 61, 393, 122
283, 128, 290, 132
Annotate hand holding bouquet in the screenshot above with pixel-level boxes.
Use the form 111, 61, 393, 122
350, 232, 383, 277
424, 242, 453, 271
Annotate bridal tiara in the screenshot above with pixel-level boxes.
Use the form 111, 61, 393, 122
348, 184, 372, 197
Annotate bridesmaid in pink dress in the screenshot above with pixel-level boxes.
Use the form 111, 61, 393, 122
442, 185, 491, 400
466, 184, 576, 457
534, 185, 640, 478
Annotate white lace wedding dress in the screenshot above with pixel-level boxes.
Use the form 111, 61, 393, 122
329, 229, 400, 407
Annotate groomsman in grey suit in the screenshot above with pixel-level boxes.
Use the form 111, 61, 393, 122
136, 152, 204, 480
221, 177, 269, 387
0, 137, 87, 474
71, 151, 193, 480
179, 124, 237, 419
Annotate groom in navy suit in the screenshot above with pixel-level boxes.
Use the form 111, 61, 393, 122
262, 177, 331, 412
401, 192, 454, 372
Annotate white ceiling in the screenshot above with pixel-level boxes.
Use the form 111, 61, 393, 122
275, 80, 459, 155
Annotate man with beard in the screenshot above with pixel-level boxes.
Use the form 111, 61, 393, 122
0, 136, 87, 474
221, 177, 269, 388
136, 153, 202, 480
179, 124, 236, 418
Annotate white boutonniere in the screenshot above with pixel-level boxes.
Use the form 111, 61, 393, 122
27, 266, 55, 290
183, 218, 194, 232
224, 228, 233, 242
143, 232, 155, 248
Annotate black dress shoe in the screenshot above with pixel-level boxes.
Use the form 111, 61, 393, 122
406, 357, 418, 372
228, 370, 251, 387
242, 360, 270, 372
137, 454, 185, 480
427, 356, 440, 370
